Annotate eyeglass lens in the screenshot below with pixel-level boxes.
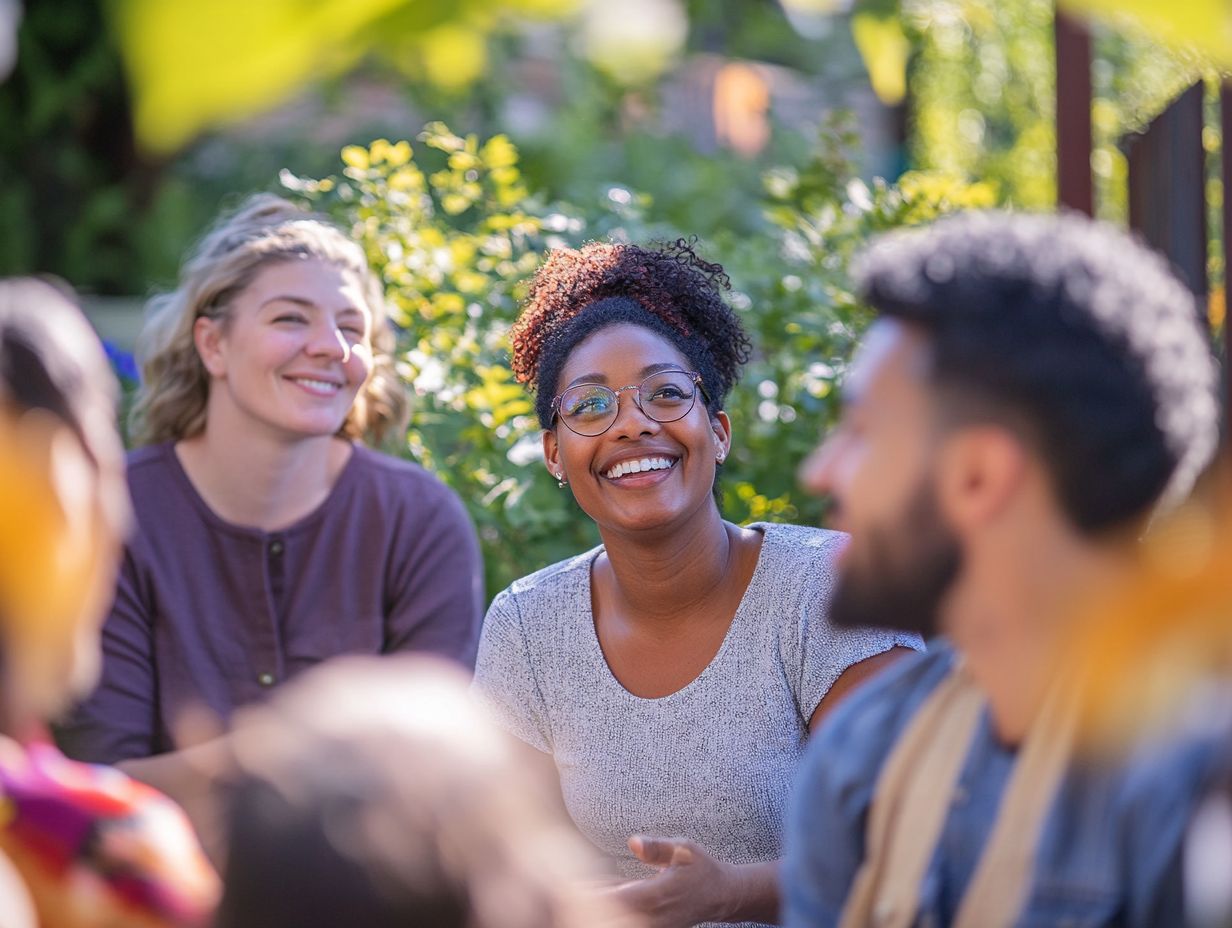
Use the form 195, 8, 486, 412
558, 371, 698, 435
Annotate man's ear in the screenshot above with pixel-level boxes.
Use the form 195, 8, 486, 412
712, 410, 732, 462
542, 429, 562, 482
935, 426, 1027, 533
193, 316, 227, 378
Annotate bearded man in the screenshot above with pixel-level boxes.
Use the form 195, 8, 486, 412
784, 211, 1222, 928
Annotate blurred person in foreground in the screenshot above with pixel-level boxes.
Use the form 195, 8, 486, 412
54, 194, 483, 853
783, 211, 1222, 928
215, 654, 641, 928
0, 278, 218, 927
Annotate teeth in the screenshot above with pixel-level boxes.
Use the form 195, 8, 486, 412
605, 457, 675, 479
293, 378, 341, 393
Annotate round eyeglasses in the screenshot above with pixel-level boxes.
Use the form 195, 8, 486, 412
550, 370, 710, 437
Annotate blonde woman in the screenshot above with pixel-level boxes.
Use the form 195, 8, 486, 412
56, 196, 483, 845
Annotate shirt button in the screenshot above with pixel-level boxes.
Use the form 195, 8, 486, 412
268, 540, 284, 556
257, 673, 276, 687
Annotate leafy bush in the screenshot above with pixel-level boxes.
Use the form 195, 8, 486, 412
289, 122, 989, 596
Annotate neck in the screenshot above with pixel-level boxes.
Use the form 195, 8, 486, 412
597, 505, 737, 627
947, 527, 1139, 746
175, 425, 349, 532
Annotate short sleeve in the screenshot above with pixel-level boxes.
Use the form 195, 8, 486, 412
768, 527, 924, 722
794, 614, 925, 723
54, 549, 160, 764
471, 588, 552, 754
384, 482, 484, 669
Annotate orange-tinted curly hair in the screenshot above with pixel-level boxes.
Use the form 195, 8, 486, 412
510, 239, 752, 428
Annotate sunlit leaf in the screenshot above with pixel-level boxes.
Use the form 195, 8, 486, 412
851, 8, 910, 104
341, 145, 371, 170
109, 0, 577, 153
1060, 0, 1232, 69
418, 23, 487, 89
112, 0, 404, 153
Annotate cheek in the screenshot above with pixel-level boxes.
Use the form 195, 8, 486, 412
234, 331, 301, 373
346, 343, 374, 385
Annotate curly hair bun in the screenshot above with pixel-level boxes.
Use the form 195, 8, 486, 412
511, 239, 751, 427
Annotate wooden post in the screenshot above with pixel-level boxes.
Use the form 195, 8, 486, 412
1222, 82, 1232, 432
1126, 83, 1208, 302
1055, 7, 1093, 216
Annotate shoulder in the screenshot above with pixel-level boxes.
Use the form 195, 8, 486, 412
1110, 698, 1231, 829
799, 643, 956, 791
124, 442, 176, 487
345, 446, 468, 518
493, 548, 599, 613
753, 521, 847, 562
482, 550, 599, 655
750, 522, 846, 590
122, 444, 202, 534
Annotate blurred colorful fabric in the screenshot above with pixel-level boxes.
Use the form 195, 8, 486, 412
0, 738, 218, 927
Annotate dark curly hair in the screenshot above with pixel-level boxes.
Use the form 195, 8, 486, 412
510, 239, 752, 429
855, 210, 1219, 533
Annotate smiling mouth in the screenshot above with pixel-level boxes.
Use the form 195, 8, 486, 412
604, 456, 677, 480
288, 376, 342, 396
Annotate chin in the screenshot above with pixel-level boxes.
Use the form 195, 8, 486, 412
277, 417, 352, 440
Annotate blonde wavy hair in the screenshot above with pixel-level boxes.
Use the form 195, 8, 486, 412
130, 194, 409, 447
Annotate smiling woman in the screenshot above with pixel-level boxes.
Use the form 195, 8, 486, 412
473, 241, 924, 928
54, 195, 484, 860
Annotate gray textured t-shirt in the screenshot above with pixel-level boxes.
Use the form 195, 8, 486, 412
474, 522, 922, 924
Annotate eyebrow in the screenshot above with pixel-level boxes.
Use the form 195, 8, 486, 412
565, 362, 685, 389
260, 295, 365, 319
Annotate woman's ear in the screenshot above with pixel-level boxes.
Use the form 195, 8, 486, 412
712, 411, 732, 464
193, 316, 227, 378
542, 429, 564, 483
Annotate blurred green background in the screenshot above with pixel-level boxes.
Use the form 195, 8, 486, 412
0, 0, 1223, 595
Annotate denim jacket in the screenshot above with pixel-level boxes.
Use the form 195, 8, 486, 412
783, 642, 1224, 928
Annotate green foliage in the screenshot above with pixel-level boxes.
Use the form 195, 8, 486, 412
0, 1, 177, 294
904, 0, 1207, 218
719, 117, 995, 529
292, 122, 988, 596
905, 0, 1055, 208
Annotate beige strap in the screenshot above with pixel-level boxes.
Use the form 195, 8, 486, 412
838, 668, 984, 928
953, 680, 1077, 928
838, 666, 1078, 928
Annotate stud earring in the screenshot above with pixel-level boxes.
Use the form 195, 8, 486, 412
716, 452, 726, 464
556, 471, 567, 488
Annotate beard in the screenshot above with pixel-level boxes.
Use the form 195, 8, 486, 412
828, 478, 961, 638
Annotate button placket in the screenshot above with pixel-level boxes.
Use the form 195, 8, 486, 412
255, 534, 287, 689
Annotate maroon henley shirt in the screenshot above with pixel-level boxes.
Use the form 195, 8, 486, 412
56, 442, 484, 764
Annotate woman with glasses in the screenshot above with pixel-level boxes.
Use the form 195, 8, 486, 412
55, 195, 484, 857
474, 240, 922, 928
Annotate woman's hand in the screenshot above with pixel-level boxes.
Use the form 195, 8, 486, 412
608, 835, 779, 927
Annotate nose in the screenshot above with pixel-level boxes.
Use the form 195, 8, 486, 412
608, 385, 658, 438
306, 319, 351, 363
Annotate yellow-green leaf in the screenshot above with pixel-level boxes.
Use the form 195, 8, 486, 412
420, 24, 487, 89
851, 10, 910, 105
1060, 0, 1232, 68
112, 0, 404, 154
341, 145, 371, 170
